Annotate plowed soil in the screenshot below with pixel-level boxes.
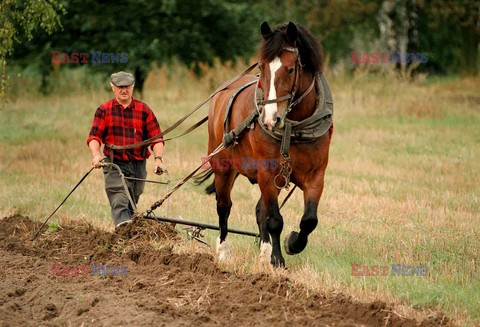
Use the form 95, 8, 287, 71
0, 215, 449, 326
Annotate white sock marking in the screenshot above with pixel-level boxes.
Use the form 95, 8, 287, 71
216, 237, 231, 261
259, 242, 272, 263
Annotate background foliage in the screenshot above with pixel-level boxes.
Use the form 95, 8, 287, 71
2, 0, 479, 101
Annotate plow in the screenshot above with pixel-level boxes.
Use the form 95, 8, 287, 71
33, 160, 261, 242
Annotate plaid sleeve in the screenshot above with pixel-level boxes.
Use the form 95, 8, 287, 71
87, 107, 105, 146
145, 107, 164, 150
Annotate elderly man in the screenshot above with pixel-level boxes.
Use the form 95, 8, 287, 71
87, 71, 166, 229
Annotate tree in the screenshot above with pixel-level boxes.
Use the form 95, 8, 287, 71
378, 0, 420, 73
0, 0, 64, 108
253, 0, 381, 65
423, 0, 479, 75
267, 0, 479, 76
11, 0, 262, 95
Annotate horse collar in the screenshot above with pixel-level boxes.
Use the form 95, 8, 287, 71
256, 73, 334, 144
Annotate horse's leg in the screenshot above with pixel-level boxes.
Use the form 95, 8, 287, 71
214, 169, 237, 261
258, 173, 284, 266
256, 198, 272, 263
284, 184, 323, 255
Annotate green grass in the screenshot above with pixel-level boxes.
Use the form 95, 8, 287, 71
46, 222, 60, 234
1, 65, 479, 325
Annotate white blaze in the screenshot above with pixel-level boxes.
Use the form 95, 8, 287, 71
264, 57, 282, 129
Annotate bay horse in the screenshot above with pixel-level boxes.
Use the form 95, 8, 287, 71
196, 21, 333, 266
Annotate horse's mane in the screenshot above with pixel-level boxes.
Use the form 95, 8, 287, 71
259, 23, 323, 75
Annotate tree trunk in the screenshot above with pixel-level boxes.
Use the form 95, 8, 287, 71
460, 24, 479, 76
379, 0, 420, 74
134, 66, 145, 97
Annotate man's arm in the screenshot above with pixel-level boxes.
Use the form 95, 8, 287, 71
89, 140, 104, 168
87, 106, 105, 168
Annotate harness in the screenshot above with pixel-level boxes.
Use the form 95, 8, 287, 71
222, 80, 258, 147
222, 46, 334, 189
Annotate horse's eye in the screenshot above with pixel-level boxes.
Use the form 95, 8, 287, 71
288, 67, 294, 75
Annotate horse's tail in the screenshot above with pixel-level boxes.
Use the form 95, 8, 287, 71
193, 168, 216, 195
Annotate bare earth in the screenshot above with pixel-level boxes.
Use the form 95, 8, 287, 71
0, 215, 450, 326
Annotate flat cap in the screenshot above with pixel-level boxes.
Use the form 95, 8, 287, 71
110, 71, 135, 86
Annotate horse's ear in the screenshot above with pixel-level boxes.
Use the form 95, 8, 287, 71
261, 21, 273, 39
286, 22, 298, 44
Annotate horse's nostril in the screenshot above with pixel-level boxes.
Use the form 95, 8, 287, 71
263, 117, 275, 131
275, 116, 281, 124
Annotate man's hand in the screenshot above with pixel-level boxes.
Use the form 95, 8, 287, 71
92, 153, 103, 168
152, 142, 165, 175
154, 158, 167, 175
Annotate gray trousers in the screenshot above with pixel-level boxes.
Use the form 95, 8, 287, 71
103, 158, 147, 226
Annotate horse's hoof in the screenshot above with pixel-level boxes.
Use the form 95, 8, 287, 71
271, 257, 286, 268
284, 231, 298, 255
284, 231, 307, 255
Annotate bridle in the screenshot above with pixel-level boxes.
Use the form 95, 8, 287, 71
256, 46, 316, 119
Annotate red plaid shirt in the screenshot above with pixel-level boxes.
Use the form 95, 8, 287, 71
87, 97, 163, 161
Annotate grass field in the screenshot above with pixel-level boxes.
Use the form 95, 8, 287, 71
1, 64, 479, 325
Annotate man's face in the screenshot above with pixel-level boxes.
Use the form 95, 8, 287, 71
112, 84, 133, 102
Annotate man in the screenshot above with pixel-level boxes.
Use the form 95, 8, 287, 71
87, 71, 166, 229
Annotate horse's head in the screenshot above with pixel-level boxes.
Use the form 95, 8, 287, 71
258, 21, 323, 131
258, 22, 299, 131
